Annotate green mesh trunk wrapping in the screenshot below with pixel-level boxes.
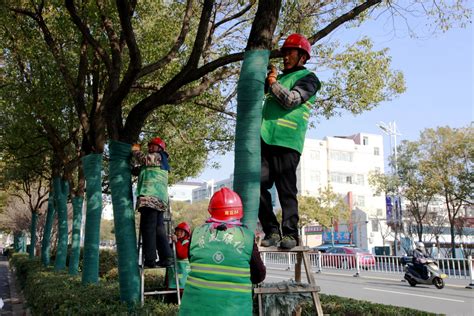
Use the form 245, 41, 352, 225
54, 178, 69, 271
29, 212, 38, 258
234, 49, 270, 232
41, 197, 55, 266
109, 140, 140, 303
81, 154, 103, 284
69, 196, 84, 275
14, 232, 26, 252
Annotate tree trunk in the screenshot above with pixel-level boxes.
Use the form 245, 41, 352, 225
81, 154, 103, 284
54, 178, 69, 271
109, 140, 140, 303
41, 197, 56, 266
234, 0, 281, 232
29, 212, 38, 258
69, 196, 84, 275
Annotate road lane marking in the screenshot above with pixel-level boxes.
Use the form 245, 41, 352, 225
364, 287, 465, 302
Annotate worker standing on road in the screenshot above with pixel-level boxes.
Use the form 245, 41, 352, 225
259, 33, 321, 249
179, 187, 266, 316
132, 137, 173, 268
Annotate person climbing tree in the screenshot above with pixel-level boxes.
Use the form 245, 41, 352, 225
259, 33, 321, 249
179, 187, 266, 316
132, 137, 173, 268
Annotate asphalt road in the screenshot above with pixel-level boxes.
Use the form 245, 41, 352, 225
265, 268, 474, 316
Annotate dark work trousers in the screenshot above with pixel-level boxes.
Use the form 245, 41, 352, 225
139, 207, 172, 266
259, 140, 300, 240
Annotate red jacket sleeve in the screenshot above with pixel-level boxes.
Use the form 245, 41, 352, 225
176, 239, 190, 259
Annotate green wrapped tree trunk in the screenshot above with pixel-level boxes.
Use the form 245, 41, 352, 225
29, 212, 38, 258
69, 196, 84, 275
81, 154, 103, 284
54, 178, 69, 271
109, 140, 140, 304
234, 50, 270, 232
14, 232, 26, 253
41, 197, 56, 266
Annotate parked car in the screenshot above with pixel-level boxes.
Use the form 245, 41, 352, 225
322, 247, 376, 269
311, 244, 355, 253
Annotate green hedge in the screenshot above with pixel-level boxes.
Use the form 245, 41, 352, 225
10, 253, 437, 315
10, 254, 178, 315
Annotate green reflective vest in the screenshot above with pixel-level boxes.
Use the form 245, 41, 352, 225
261, 69, 316, 154
136, 167, 168, 203
168, 240, 191, 289
179, 224, 254, 316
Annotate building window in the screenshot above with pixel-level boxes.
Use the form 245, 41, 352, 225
363, 136, 369, 145
374, 147, 380, 155
377, 209, 383, 217
310, 171, 320, 183
355, 195, 365, 207
330, 172, 354, 184
371, 219, 379, 232
310, 150, 320, 160
355, 174, 364, 185
329, 150, 353, 162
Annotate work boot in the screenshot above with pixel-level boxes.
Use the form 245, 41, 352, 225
279, 236, 297, 249
260, 233, 281, 247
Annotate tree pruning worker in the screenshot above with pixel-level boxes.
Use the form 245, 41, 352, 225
179, 187, 266, 316
259, 33, 321, 249
132, 137, 173, 268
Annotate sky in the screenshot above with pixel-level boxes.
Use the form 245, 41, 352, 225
192, 7, 473, 182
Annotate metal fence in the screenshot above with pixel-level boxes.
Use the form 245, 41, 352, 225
262, 252, 474, 282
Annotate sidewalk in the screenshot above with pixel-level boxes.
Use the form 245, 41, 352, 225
0, 255, 27, 315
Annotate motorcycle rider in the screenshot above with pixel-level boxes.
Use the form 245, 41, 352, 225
413, 241, 429, 279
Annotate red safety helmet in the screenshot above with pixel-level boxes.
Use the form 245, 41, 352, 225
208, 187, 243, 221
175, 222, 191, 236
281, 33, 311, 59
148, 137, 166, 151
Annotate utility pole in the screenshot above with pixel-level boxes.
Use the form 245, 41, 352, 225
377, 121, 402, 256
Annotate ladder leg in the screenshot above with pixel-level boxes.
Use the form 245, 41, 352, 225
303, 253, 323, 316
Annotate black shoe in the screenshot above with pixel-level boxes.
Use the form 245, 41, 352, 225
260, 233, 281, 247
280, 236, 297, 249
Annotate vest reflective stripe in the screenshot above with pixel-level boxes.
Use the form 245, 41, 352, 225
190, 262, 250, 277
186, 276, 252, 293
277, 118, 298, 129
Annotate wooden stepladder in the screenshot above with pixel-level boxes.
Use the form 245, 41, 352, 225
254, 246, 323, 316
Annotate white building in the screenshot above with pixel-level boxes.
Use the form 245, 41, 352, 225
296, 133, 388, 253
169, 181, 204, 203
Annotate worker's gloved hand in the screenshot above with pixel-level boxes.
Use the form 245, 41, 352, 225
266, 64, 278, 86
131, 143, 141, 151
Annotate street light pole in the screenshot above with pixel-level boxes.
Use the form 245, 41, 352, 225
377, 121, 402, 256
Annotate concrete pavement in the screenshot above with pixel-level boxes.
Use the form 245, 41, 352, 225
0, 255, 27, 315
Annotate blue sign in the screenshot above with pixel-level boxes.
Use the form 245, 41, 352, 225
386, 196, 393, 222
322, 232, 350, 243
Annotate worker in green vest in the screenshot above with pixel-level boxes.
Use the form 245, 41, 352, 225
259, 33, 321, 249
179, 188, 266, 316
132, 137, 173, 268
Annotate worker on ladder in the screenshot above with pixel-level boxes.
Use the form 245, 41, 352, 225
132, 137, 173, 268
166, 222, 191, 295
179, 187, 266, 316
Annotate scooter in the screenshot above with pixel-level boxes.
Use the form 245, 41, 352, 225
402, 257, 447, 289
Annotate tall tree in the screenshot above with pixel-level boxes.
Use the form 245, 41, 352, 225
419, 126, 473, 258
3, 0, 470, 303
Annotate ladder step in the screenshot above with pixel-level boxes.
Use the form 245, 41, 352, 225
254, 285, 320, 295
144, 289, 180, 296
